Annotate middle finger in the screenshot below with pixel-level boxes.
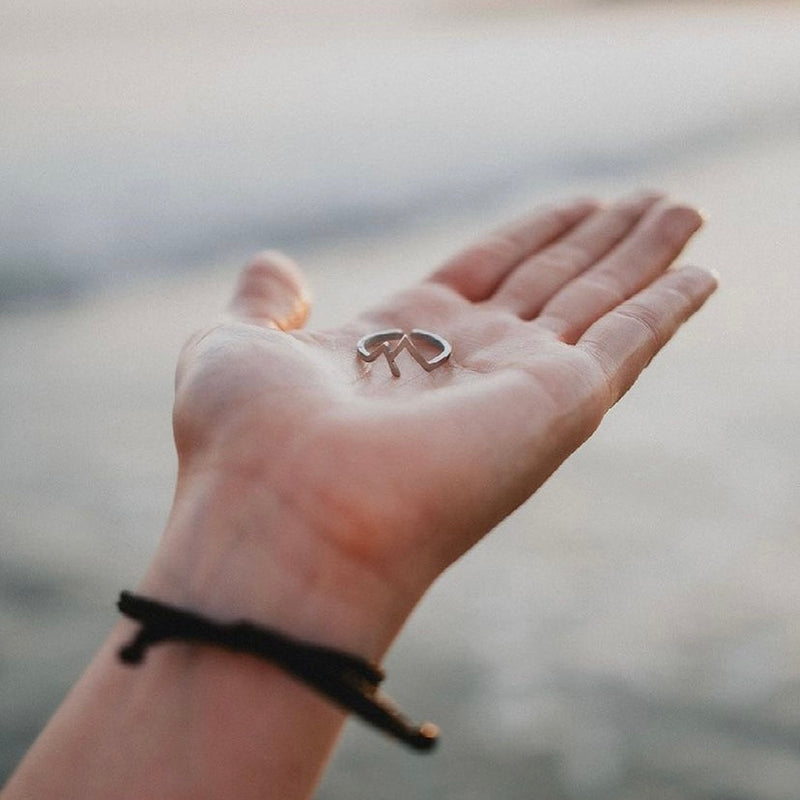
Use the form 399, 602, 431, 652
486, 191, 663, 318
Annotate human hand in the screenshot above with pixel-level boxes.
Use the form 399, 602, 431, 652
146, 192, 716, 659
1, 193, 717, 800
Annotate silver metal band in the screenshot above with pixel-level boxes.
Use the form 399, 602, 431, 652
357, 329, 452, 377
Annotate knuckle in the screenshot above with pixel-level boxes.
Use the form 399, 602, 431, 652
536, 241, 589, 275
614, 303, 664, 349
580, 271, 627, 306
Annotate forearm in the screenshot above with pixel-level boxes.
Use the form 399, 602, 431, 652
3, 624, 350, 799
3, 473, 415, 800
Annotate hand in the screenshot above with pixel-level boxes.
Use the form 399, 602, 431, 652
4, 192, 717, 800
147, 192, 716, 659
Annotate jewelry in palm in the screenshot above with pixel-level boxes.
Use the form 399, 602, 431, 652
357, 329, 451, 377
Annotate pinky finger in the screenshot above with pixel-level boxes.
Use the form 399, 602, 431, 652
577, 265, 718, 405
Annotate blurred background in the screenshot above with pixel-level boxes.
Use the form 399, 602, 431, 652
1, 1, 799, 797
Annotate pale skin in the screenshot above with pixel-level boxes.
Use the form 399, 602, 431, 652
3, 192, 717, 800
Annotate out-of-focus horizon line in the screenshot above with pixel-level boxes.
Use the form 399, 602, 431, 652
1, 0, 798, 309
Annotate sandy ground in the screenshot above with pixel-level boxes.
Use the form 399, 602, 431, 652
2, 2, 800, 798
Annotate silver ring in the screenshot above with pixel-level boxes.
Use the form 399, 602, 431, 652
357, 329, 452, 377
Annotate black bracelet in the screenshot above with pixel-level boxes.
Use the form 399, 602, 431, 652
116, 591, 439, 752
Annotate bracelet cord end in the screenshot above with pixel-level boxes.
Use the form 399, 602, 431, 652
116, 591, 439, 753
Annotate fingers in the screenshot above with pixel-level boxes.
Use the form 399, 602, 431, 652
577, 265, 718, 406
536, 200, 704, 342
429, 198, 600, 302
488, 191, 664, 318
228, 251, 311, 329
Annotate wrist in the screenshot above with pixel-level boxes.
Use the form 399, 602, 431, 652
139, 465, 416, 663
5, 457, 429, 800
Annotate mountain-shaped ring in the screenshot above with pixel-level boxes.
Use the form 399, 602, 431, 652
357, 329, 452, 377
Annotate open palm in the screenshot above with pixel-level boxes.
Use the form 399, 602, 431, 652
162, 192, 715, 651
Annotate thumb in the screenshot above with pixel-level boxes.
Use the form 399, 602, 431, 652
228, 250, 311, 329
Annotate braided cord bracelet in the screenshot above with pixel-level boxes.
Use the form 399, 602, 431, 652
117, 591, 439, 752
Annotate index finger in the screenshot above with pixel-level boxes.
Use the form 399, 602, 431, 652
577, 265, 718, 406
